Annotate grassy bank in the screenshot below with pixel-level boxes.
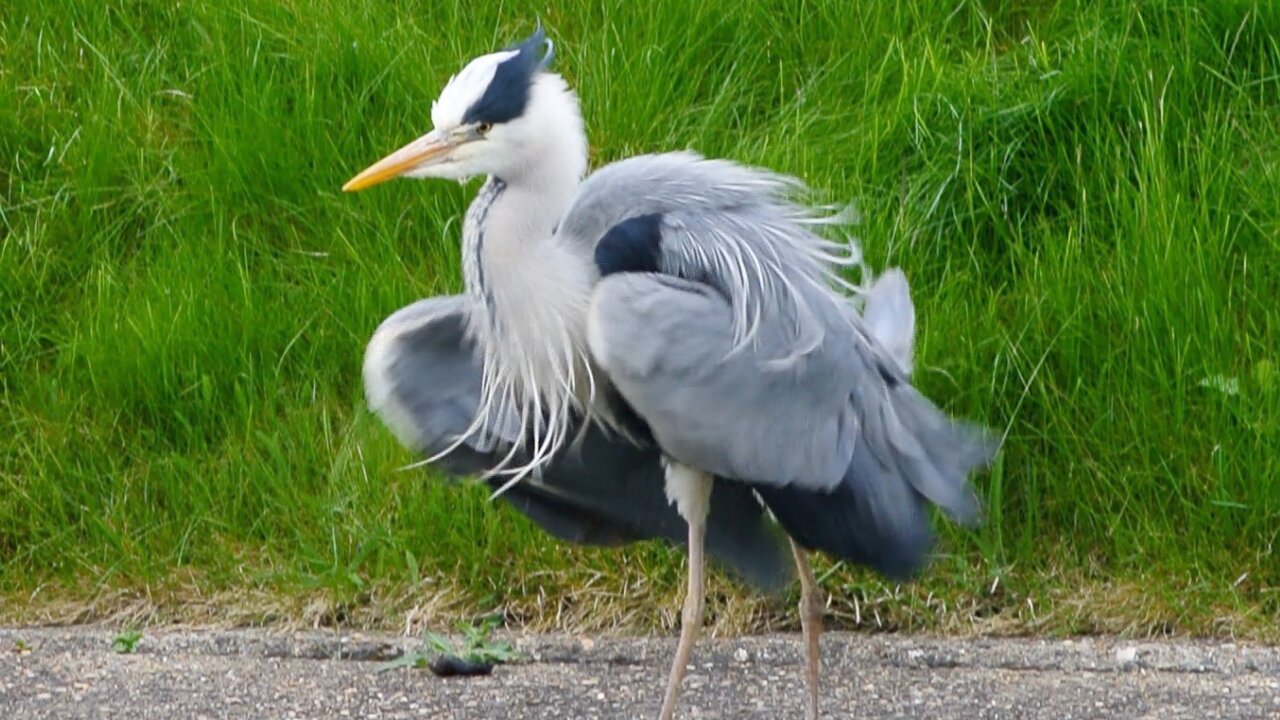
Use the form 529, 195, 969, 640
2, 0, 1278, 639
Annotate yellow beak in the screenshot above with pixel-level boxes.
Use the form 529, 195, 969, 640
342, 130, 454, 192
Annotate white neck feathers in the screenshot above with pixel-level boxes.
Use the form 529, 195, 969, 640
457, 81, 597, 482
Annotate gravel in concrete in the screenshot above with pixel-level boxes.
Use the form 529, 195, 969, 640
2, 627, 1278, 719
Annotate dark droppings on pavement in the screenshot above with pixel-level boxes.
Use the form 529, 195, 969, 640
430, 654, 495, 677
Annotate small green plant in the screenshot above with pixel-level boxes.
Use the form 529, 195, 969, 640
12, 639, 32, 654
111, 630, 143, 654
377, 617, 518, 673
451, 617, 519, 664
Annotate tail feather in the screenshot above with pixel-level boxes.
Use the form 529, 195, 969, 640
861, 268, 916, 376
757, 385, 994, 581
888, 386, 992, 524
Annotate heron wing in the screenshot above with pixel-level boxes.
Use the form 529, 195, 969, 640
589, 271, 992, 577
570, 154, 994, 577
362, 295, 793, 588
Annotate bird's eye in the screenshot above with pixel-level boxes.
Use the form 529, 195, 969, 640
476, 122, 493, 136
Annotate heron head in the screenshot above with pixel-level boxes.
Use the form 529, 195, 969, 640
343, 26, 584, 191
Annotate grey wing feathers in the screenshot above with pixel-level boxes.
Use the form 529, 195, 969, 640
589, 275, 860, 490
558, 151, 811, 246
363, 295, 510, 472
362, 295, 793, 588
560, 152, 859, 303
576, 152, 875, 490
577, 153, 994, 574
590, 272, 992, 575
757, 376, 991, 579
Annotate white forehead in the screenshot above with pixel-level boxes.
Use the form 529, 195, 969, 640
431, 49, 519, 129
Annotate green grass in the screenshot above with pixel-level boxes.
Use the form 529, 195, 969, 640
2, 0, 1278, 639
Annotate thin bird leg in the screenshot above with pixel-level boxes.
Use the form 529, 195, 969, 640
657, 514, 706, 720
791, 539, 823, 720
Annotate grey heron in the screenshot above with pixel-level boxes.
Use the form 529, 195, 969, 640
345, 27, 994, 720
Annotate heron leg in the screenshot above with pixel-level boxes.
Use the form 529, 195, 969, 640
658, 463, 712, 720
791, 539, 823, 720
658, 514, 705, 720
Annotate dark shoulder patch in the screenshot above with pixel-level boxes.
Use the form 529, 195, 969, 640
462, 30, 550, 125
594, 214, 664, 277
